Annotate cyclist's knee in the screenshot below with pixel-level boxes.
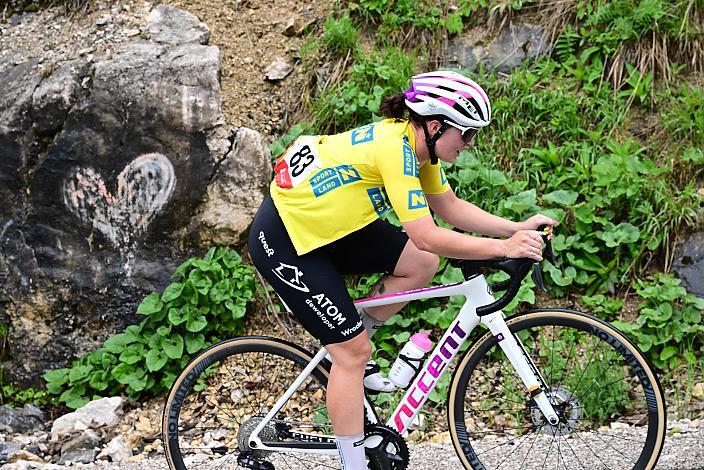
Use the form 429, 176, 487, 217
421, 251, 440, 278
327, 333, 371, 370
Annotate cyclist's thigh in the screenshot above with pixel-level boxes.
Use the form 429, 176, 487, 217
249, 196, 364, 345
323, 218, 409, 275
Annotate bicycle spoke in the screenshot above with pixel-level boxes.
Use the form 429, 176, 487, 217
453, 314, 664, 470
586, 428, 637, 466
573, 429, 613, 470
555, 331, 577, 391
493, 428, 540, 468
539, 432, 555, 470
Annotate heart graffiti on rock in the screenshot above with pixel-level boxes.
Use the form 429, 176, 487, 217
62, 153, 176, 247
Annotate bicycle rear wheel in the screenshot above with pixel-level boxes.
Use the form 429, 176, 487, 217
162, 336, 339, 469
448, 309, 666, 470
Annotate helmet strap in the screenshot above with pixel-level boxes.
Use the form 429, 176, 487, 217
421, 120, 449, 165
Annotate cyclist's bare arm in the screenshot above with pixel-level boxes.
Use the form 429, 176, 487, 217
426, 189, 520, 238
402, 215, 505, 259
402, 215, 544, 261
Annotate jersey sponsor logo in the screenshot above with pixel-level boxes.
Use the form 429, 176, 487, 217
336, 164, 362, 184
408, 189, 427, 209
272, 263, 309, 292
351, 123, 374, 145
274, 138, 322, 189
402, 143, 419, 177
258, 231, 274, 257
367, 187, 391, 216
310, 165, 361, 197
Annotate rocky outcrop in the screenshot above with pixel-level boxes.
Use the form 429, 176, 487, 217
446, 22, 552, 73
673, 231, 704, 297
0, 5, 272, 385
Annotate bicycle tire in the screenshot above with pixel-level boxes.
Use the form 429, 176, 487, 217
162, 336, 338, 470
447, 309, 666, 470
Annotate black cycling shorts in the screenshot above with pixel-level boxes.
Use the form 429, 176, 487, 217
248, 195, 409, 345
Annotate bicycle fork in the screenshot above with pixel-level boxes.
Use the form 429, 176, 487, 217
481, 312, 560, 425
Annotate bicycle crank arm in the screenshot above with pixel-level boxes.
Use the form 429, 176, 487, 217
481, 312, 560, 425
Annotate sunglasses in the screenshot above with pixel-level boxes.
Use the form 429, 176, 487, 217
444, 120, 479, 143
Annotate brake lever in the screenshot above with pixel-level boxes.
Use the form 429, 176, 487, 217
531, 225, 557, 293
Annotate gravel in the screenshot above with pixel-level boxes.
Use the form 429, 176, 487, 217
4, 420, 701, 469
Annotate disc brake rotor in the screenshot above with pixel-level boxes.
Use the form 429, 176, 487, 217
530, 387, 582, 436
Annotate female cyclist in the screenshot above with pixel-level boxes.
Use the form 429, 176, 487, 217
248, 70, 557, 469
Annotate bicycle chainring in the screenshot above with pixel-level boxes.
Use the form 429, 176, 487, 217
364, 423, 409, 470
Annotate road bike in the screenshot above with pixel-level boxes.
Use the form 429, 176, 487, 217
162, 228, 666, 469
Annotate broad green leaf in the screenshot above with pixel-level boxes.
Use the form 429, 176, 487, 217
168, 306, 188, 326
43, 368, 70, 385
186, 315, 208, 333
68, 365, 92, 384
503, 189, 537, 214
157, 325, 172, 336
163, 335, 184, 359
543, 190, 578, 206
89, 371, 110, 391
660, 346, 677, 361
103, 333, 135, 353
119, 345, 145, 365
440, 266, 464, 285
146, 349, 169, 372
185, 333, 206, 354
162, 282, 185, 303
137, 293, 163, 315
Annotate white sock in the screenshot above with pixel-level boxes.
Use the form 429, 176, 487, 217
335, 432, 366, 469
360, 308, 385, 340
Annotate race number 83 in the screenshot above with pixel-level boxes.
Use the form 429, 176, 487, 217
274, 137, 322, 189
290, 145, 315, 177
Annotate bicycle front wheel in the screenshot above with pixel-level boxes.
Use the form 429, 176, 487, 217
448, 309, 666, 470
162, 336, 338, 469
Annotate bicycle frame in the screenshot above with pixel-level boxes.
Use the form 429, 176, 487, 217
247, 273, 560, 455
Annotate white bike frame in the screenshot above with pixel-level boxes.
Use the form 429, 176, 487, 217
247, 273, 559, 455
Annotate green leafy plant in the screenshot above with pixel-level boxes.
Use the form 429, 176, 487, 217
0, 384, 50, 407
43, 247, 256, 408
320, 13, 360, 57
613, 274, 704, 370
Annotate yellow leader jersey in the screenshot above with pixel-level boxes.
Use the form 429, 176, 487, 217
271, 119, 450, 255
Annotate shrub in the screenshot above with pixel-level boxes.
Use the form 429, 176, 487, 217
43, 247, 256, 408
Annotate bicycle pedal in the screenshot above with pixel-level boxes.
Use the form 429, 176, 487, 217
237, 452, 275, 470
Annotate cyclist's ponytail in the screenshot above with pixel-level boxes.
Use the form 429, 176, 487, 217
379, 93, 407, 119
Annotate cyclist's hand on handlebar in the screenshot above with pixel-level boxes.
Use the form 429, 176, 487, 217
501, 230, 545, 261
519, 214, 558, 240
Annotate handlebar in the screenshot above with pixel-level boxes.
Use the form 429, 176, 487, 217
452, 225, 556, 316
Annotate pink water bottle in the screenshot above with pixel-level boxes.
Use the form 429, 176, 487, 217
388, 331, 433, 388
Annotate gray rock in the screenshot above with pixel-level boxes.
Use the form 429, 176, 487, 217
673, 231, 704, 297
96, 435, 132, 462
147, 4, 210, 45
0, 441, 23, 463
51, 397, 123, 435
1, 4, 268, 386
194, 127, 272, 245
265, 59, 294, 81
0, 404, 45, 433
0, 8, 227, 385
446, 22, 551, 73
31, 60, 89, 135
59, 428, 100, 464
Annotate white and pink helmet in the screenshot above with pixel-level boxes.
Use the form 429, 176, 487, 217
403, 70, 492, 128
